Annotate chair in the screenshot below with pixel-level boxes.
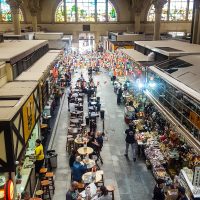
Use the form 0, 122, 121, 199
40, 180, 51, 200
45, 172, 55, 194
77, 182, 85, 192
97, 170, 104, 187
35, 190, 43, 198
66, 138, 75, 154
106, 185, 115, 200
39, 167, 47, 179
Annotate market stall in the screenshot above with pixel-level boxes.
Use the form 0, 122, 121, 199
0, 40, 49, 81
0, 81, 40, 199
15, 50, 61, 109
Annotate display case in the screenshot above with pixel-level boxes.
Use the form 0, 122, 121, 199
179, 168, 200, 199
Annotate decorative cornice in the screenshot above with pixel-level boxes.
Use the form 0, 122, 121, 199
6, 0, 23, 14
152, 0, 167, 13
28, 0, 40, 16
132, 0, 145, 13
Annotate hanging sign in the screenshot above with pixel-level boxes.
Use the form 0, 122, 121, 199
23, 94, 36, 142
4, 180, 14, 200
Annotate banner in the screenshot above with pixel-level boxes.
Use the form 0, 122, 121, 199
23, 94, 36, 143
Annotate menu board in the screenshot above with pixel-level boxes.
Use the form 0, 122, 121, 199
22, 94, 36, 143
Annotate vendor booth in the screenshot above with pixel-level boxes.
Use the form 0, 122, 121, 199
0, 40, 49, 81
0, 81, 40, 199
15, 50, 61, 109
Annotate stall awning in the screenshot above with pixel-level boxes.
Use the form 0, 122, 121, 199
0, 81, 38, 121
16, 51, 60, 82
135, 40, 200, 57
149, 66, 200, 102
120, 49, 148, 62
155, 55, 200, 94
0, 40, 48, 63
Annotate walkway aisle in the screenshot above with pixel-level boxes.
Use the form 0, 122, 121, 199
93, 69, 155, 200
52, 68, 155, 200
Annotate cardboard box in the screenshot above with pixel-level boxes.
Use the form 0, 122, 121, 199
166, 189, 178, 200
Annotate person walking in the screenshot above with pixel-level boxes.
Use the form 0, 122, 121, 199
66, 181, 81, 200
117, 86, 123, 105
152, 179, 165, 200
124, 124, 137, 161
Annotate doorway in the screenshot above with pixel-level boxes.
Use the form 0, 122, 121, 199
79, 32, 95, 53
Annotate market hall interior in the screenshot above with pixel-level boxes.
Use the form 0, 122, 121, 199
0, 0, 200, 200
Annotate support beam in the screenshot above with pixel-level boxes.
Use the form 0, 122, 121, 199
153, 0, 167, 40
6, 0, 23, 35
28, 0, 40, 32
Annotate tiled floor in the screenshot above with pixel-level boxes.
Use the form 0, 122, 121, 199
52, 68, 155, 200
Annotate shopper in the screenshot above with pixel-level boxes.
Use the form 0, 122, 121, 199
152, 179, 165, 200
97, 186, 112, 200
176, 186, 188, 200
21, 191, 30, 200
124, 124, 137, 161
35, 139, 45, 174
69, 149, 77, 168
66, 181, 81, 200
117, 86, 123, 105
72, 156, 87, 182
96, 131, 104, 150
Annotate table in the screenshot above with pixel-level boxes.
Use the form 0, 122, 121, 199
40, 124, 48, 129
75, 137, 89, 145
82, 170, 103, 184
81, 159, 95, 169
80, 183, 98, 199
71, 111, 83, 117
91, 102, 97, 105
78, 147, 94, 155
70, 118, 80, 124
68, 128, 80, 134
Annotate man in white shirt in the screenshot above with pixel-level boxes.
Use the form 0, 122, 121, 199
69, 101, 76, 112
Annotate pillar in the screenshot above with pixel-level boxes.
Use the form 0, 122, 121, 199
6, 0, 22, 35
28, 0, 40, 32
192, 0, 200, 44
32, 15, 37, 32
197, 12, 200, 44
134, 12, 141, 33
153, 0, 167, 40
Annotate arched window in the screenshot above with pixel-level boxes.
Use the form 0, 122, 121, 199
108, 1, 117, 22
55, 0, 117, 22
147, 0, 193, 22
0, 0, 24, 22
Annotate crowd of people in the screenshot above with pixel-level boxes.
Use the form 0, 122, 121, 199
28, 48, 190, 200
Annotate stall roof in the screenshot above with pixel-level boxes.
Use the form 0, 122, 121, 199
134, 40, 200, 57
0, 40, 48, 63
25, 51, 59, 73
0, 81, 38, 121
167, 55, 200, 94
16, 51, 60, 81
149, 65, 200, 102
120, 49, 149, 62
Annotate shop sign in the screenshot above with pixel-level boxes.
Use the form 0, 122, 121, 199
4, 180, 14, 200
22, 94, 36, 143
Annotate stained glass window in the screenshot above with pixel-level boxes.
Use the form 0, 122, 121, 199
147, 5, 155, 22
108, 1, 117, 22
66, 0, 76, 22
97, 0, 106, 22
188, 0, 194, 21
77, 0, 95, 22
55, 0, 117, 22
169, 0, 187, 21
147, 2, 168, 21
147, 0, 193, 22
0, 0, 24, 22
55, 1, 65, 22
